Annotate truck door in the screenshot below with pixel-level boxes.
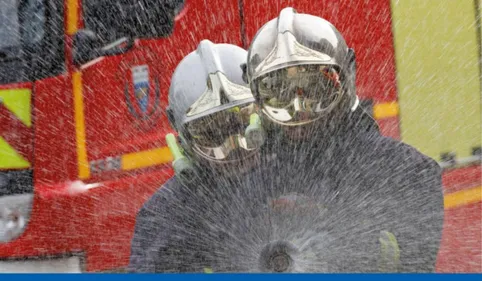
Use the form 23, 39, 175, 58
74, 0, 243, 182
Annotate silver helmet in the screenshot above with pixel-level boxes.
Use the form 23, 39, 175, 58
167, 40, 264, 178
247, 7, 359, 130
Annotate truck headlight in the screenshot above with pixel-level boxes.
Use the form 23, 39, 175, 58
0, 194, 34, 243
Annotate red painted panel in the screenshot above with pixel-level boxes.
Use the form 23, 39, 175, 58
436, 202, 482, 273
34, 75, 78, 183
443, 165, 481, 193
0, 168, 172, 272
377, 116, 401, 140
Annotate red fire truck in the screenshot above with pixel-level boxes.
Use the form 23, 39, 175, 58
0, 0, 480, 272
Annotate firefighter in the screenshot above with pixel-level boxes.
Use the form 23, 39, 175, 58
131, 8, 444, 273
130, 8, 444, 273
128, 39, 270, 272
238, 7, 445, 272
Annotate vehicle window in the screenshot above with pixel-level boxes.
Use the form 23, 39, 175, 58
82, 0, 186, 43
0, 0, 22, 51
0, 0, 64, 84
21, 0, 46, 46
0, 0, 45, 57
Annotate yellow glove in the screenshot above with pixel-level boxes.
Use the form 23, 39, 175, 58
378, 230, 400, 272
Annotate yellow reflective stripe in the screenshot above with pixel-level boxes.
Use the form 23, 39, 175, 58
66, 0, 79, 35
444, 186, 482, 209
373, 102, 399, 120
68, 0, 86, 178
0, 137, 30, 169
73, 71, 90, 179
121, 147, 173, 171
203, 268, 213, 274
0, 89, 32, 127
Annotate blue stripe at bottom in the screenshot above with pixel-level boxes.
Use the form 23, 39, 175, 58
1, 273, 481, 281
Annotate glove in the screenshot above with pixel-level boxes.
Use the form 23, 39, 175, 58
378, 230, 400, 272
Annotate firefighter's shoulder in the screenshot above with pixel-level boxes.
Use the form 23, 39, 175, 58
355, 134, 443, 211
137, 176, 185, 217
360, 134, 441, 179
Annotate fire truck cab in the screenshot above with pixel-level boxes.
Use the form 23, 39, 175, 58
0, 0, 246, 272
0, 0, 480, 273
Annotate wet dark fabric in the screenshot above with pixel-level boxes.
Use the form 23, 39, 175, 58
128, 176, 209, 272
128, 107, 444, 273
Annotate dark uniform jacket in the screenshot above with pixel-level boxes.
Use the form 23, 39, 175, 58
128, 107, 444, 273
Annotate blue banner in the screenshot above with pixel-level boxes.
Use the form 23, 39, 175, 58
1, 274, 481, 281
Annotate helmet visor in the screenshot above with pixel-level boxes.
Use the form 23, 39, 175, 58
255, 64, 343, 126
185, 103, 260, 162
